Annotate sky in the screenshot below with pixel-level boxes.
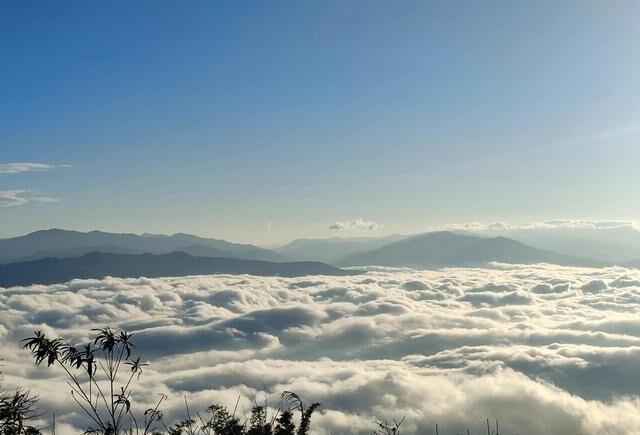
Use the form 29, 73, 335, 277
2, 1, 639, 244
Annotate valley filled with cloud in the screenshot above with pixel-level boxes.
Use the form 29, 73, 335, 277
3, 264, 640, 434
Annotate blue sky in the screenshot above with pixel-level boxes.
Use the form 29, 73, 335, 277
2, 1, 639, 244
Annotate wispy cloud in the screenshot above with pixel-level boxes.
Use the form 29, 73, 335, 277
0, 190, 29, 207
0, 162, 70, 174
329, 218, 383, 231
0, 190, 60, 207
0, 162, 67, 207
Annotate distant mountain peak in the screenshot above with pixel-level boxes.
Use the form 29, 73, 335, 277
340, 231, 603, 268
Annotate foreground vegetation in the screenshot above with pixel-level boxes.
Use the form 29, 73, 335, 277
14, 328, 320, 435
0, 384, 41, 435
0, 328, 506, 435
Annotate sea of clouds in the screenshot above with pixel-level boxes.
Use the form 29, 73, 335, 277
3, 264, 640, 434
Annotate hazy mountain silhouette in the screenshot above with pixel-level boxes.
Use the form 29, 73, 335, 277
520, 237, 640, 264
339, 231, 604, 268
458, 226, 640, 264
0, 251, 358, 287
8, 244, 145, 262
276, 235, 408, 263
0, 229, 287, 263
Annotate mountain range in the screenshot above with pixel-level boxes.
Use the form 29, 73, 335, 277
0, 229, 286, 263
473, 226, 640, 263
1, 228, 639, 287
275, 234, 407, 263
339, 231, 602, 268
0, 251, 357, 287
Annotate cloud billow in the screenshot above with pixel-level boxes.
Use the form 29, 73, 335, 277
3, 265, 640, 433
329, 218, 383, 232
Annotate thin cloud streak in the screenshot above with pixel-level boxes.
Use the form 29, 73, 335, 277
0, 162, 67, 208
441, 219, 640, 232
0, 162, 70, 174
0, 190, 60, 207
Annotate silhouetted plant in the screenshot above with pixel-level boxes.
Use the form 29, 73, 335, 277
169, 393, 319, 435
245, 406, 269, 435
22, 328, 157, 435
22, 329, 319, 435
278, 392, 319, 435
0, 373, 43, 435
374, 416, 404, 435
271, 411, 294, 435
196, 404, 244, 435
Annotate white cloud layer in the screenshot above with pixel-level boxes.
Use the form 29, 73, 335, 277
3, 265, 640, 433
329, 218, 383, 232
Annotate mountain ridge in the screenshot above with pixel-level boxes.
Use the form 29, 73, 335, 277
0, 251, 358, 287
0, 229, 287, 263
275, 234, 408, 263
339, 231, 604, 268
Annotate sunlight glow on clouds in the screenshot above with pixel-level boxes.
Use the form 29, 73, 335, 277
3, 265, 640, 433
